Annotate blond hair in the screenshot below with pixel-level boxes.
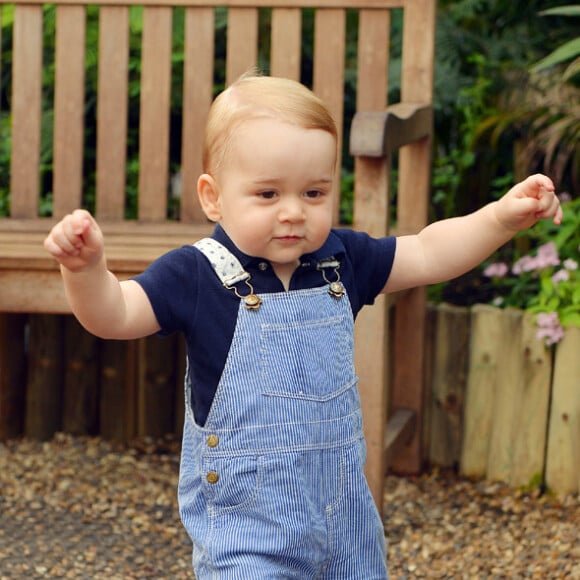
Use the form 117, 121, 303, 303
202, 73, 338, 175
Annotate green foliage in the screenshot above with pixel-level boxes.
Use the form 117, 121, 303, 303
478, 197, 580, 344
532, 5, 580, 83
432, 0, 579, 219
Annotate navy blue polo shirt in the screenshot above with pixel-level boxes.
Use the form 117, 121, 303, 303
134, 225, 396, 426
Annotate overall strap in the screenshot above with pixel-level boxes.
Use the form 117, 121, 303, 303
194, 238, 262, 310
194, 238, 250, 286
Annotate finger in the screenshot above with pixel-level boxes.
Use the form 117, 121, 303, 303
75, 213, 102, 251
531, 174, 555, 197
60, 216, 86, 252
538, 189, 561, 215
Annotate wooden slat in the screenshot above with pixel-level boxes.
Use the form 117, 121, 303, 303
52, 5, 86, 218
10, 5, 43, 218
486, 308, 523, 483
0, 314, 27, 439
400, 0, 435, 104
353, 156, 390, 509
546, 326, 580, 496
181, 6, 214, 222
397, 0, 435, 232
137, 334, 178, 436
270, 7, 301, 80
508, 312, 552, 487
25, 314, 64, 439
226, 7, 259, 85
138, 6, 173, 221
388, 0, 435, 475
357, 8, 389, 111
100, 340, 137, 441
96, 6, 129, 220
313, 8, 345, 222
428, 304, 470, 468
62, 316, 100, 435
353, 14, 390, 475
3, 0, 406, 9
391, 287, 427, 473
460, 305, 504, 478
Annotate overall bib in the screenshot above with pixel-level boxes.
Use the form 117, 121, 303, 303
178, 239, 388, 579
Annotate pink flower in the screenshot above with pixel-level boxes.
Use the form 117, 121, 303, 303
483, 262, 509, 278
535, 311, 565, 346
552, 269, 570, 284
512, 242, 561, 274
536, 242, 561, 268
512, 255, 537, 274
563, 259, 578, 271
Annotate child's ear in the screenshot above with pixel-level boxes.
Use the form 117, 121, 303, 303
197, 173, 222, 222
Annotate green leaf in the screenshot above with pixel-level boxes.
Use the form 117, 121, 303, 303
531, 38, 580, 73
561, 312, 580, 328
539, 6, 580, 17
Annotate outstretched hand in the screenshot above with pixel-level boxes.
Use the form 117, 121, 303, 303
44, 209, 104, 272
495, 174, 563, 232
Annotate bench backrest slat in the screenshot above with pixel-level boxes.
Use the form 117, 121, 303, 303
137, 7, 173, 221
53, 5, 86, 217
357, 9, 390, 111
226, 8, 259, 85
270, 8, 301, 81
10, 6, 43, 218
312, 9, 345, 217
96, 6, 129, 220
180, 7, 215, 222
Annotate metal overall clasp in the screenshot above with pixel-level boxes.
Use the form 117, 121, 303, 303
317, 259, 345, 299
223, 273, 263, 310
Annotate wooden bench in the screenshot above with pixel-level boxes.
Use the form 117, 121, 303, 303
0, 0, 435, 513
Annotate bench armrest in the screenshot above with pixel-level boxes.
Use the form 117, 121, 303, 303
349, 102, 433, 158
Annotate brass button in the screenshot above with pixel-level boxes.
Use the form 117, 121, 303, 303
206, 471, 219, 484
206, 434, 219, 448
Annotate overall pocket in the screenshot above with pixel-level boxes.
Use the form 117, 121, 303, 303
201, 454, 263, 515
260, 315, 356, 402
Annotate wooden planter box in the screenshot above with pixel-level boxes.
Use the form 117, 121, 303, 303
427, 303, 580, 497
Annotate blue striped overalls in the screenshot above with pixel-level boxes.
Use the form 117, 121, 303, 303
178, 239, 388, 579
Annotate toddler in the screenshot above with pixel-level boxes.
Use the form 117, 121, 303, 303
44, 74, 562, 579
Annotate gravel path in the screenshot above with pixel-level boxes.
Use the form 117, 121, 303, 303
0, 434, 578, 579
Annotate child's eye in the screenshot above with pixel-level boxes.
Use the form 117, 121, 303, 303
259, 190, 277, 200
304, 190, 323, 199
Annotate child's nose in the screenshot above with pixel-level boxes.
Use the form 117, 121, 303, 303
278, 197, 305, 222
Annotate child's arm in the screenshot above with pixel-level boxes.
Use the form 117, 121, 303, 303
383, 174, 563, 294
44, 209, 161, 339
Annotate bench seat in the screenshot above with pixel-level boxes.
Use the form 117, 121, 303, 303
0, 219, 214, 313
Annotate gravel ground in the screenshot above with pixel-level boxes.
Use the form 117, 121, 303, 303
0, 434, 578, 579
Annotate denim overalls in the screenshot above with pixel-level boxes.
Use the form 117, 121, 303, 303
178, 239, 388, 579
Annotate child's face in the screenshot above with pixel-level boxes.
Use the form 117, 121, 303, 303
210, 117, 337, 283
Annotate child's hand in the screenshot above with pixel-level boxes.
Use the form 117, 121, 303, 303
44, 209, 104, 272
495, 174, 563, 232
